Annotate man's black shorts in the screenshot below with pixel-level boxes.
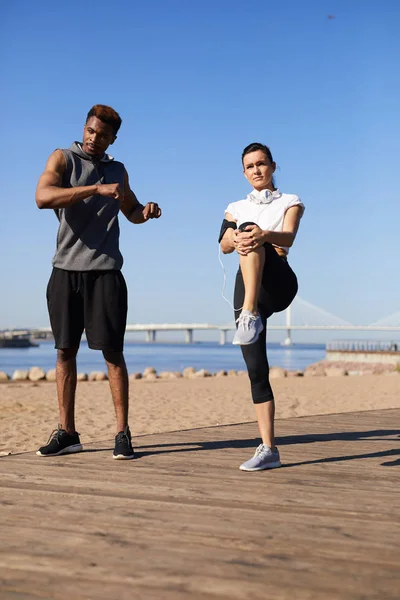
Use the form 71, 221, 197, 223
47, 268, 128, 352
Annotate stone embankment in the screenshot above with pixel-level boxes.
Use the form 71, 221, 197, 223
0, 360, 398, 383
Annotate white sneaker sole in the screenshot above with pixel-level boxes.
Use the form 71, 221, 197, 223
239, 460, 281, 472
36, 443, 83, 457
232, 324, 264, 346
113, 453, 135, 460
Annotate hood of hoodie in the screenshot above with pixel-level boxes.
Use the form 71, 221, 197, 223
70, 141, 114, 163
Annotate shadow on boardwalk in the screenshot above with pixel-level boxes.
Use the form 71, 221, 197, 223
1, 408, 399, 600
137, 414, 400, 469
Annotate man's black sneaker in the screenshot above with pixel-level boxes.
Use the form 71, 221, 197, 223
36, 425, 83, 457
113, 426, 135, 460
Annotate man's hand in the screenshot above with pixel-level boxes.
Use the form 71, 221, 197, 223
142, 202, 162, 220
96, 183, 124, 200
234, 225, 265, 255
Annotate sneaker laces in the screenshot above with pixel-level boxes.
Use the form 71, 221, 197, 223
46, 425, 64, 445
116, 429, 131, 444
236, 312, 257, 330
254, 444, 270, 457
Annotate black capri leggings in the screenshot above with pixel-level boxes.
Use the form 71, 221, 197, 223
233, 223, 298, 404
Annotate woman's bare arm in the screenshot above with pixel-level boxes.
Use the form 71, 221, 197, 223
237, 205, 303, 252
220, 212, 237, 254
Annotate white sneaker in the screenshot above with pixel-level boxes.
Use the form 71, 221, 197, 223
239, 445, 281, 471
232, 310, 263, 345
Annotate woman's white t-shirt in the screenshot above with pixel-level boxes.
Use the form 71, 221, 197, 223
225, 189, 304, 254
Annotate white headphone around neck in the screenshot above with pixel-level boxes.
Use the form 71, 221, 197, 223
247, 189, 281, 205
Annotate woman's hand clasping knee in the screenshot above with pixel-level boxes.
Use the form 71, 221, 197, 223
234, 225, 265, 256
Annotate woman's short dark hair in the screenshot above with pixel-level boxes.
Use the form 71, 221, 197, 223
242, 142, 274, 165
242, 143, 276, 188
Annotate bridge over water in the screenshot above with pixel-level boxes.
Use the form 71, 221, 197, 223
7, 296, 400, 345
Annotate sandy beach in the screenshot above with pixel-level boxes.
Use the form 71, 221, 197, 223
1, 372, 399, 455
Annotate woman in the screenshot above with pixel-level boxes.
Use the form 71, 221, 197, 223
219, 142, 304, 471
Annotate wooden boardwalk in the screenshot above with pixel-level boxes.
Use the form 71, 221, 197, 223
1, 409, 400, 600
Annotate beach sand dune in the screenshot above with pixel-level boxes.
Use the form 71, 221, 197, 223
1, 374, 399, 455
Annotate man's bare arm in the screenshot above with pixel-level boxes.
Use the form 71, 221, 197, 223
36, 150, 124, 209
120, 169, 161, 224
36, 150, 96, 209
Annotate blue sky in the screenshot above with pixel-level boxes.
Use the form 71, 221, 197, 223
0, 0, 399, 339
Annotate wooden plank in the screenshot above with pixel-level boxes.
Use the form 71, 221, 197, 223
1, 409, 399, 600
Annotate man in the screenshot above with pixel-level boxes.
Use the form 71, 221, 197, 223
35, 104, 161, 460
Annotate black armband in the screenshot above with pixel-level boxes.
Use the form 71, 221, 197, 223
218, 219, 237, 243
